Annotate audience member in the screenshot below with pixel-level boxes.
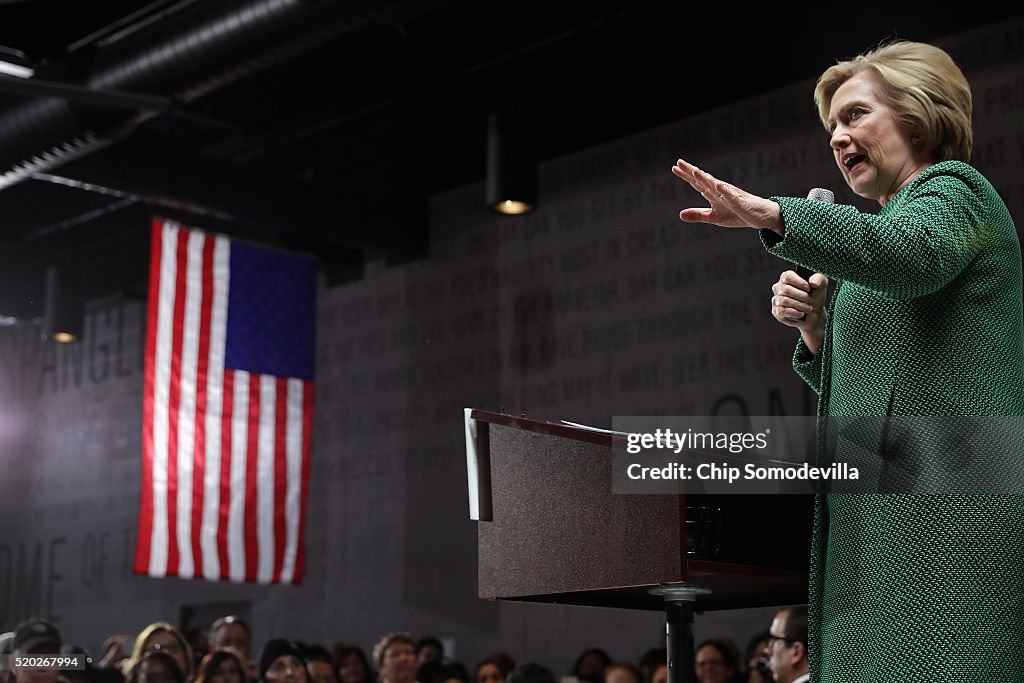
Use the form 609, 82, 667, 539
208, 619, 252, 664
742, 633, 770, 683
300, 646, 337, 683
259, 640, 307, 683
763, 607, 808, 683
570, 649, 610, 683
415, 639, 443, 667
371, 634, 416, 683
694, 639, 741, 683
61, 644, 123, 683
128, 624, 194, 683
473, 655, 514, 683
635, 649, 665, 683
435, 664, 469, 683
506, 664, 555, 683
10, 619, 63, 683
1, 631, 14, 683
649, 665, 666, 683
194, 649, 247, 683
99, 636, 133, 673
129, 653, 185, 683
182, 630, 209, 668
332, 646, 374, 683
602, 663, 640, 683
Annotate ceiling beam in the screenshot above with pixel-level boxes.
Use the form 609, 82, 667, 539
43, 140, 429, 257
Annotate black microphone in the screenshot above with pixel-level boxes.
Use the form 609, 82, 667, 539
793, 187, 834, 281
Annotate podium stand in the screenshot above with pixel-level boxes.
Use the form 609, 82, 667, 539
465, 409, 813, 683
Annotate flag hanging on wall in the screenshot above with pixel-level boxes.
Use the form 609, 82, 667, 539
135, 217, 317, 584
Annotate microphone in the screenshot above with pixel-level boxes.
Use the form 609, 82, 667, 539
806, 187, 835, 203
793, 187, 834, 281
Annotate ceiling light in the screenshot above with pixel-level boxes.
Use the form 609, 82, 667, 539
486, 112, 536, 215
42, 265, 84, 343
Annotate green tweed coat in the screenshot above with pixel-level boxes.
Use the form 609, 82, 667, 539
761, 161, 1024, 681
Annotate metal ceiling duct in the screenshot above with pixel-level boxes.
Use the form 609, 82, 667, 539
0, 0, 415, 191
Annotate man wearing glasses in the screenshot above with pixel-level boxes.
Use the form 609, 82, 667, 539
764, 606, 808, 683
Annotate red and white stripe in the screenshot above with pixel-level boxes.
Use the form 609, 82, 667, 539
135, 219, 311, 584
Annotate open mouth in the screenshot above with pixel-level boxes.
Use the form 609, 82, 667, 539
843, 154, 866, 172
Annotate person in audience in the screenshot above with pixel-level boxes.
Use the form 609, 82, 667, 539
1, 631, 15, 683
259, 640, 307, 683
300, 646, 338, 683
61, 644, 119, 683
182, 630, 209, 669
129, 653, 185, 683
506, 664, 555, 683
602, 663, 640, 683
570, 649, 610, 683
473, 655, 514, 683
194, 649, 248, 683
695, 639, 741, 683
10, 619, 63, 683
435, 664, 469, 683
371, 634, 416, 683
763, 607, 808, 683
99, 636, 133, 674
128, 624, 195, 683
208, 620, 252, 664
649, 665, 667, 683
742, 633, 770, 683
333, 646, 374, 683
207, 618, 254, 682
414, 639, 443, 668
635, 649, 665, 683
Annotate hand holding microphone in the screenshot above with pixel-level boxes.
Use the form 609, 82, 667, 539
769, 187, 832, 354
792, 187, 834, 281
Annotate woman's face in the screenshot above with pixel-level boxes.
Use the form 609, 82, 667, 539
338, 654, 366, 683
209, 657, 243, 683
265, 656, 307, 683
476, 663, 503, 683
576, 654, 605, 680
827, 72, 931, 206
604, 668, 638, 683
144, 633, 189, 677
695, 645, 734, 683
139, 658, 178, 683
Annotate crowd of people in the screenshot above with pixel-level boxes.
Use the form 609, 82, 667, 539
0, 607, 807, 683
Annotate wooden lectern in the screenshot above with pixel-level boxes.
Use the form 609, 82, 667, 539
465, 409, 813, 683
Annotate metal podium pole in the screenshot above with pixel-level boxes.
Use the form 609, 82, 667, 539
650, 586, 712, 683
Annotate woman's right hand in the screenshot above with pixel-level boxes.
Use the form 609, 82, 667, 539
771, 270, 828, 355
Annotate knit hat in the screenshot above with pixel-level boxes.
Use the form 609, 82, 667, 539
258, 639, 305, 680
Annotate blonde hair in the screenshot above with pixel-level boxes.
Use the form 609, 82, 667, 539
127, 622, 195, 679
813, 40, 973, 162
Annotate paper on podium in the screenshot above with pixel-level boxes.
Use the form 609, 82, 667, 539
464, 408, 492, 521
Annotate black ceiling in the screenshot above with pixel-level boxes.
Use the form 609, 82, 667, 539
0, 0, 1020, 320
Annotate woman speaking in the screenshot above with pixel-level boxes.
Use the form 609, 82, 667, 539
671, 40, 1024, 681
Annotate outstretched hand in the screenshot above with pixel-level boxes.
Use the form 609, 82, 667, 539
671, 159, 784, 235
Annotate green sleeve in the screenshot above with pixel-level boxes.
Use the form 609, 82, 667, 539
760, 164, 988, 300
792, 335, 821, 394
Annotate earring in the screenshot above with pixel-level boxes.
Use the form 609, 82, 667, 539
912, 136, 920, 145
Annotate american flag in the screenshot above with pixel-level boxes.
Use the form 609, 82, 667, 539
134, 218, 317, 584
